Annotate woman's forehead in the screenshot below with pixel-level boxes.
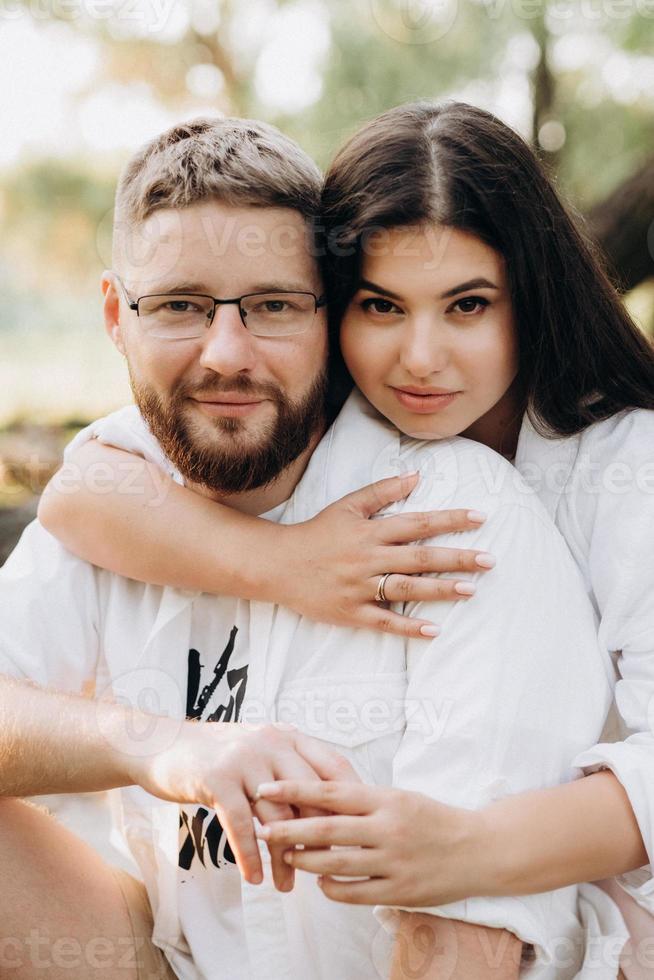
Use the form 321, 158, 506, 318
360, 225, 505, 293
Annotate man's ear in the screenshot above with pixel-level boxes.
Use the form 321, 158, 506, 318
102, 272, 126, 356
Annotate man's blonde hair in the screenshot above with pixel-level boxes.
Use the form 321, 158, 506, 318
114, 116, 322, 232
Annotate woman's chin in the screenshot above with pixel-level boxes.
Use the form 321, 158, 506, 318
387, 412, 462, 441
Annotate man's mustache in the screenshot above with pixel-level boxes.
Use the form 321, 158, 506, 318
176, 375, 282, 403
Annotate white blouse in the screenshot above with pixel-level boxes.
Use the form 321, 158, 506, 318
515, 407, 654, 912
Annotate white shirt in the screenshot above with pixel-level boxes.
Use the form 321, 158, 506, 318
515, 407, 654, 916
0, 390, 621, 978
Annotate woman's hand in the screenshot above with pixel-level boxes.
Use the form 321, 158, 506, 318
282, 473, 495, 638
254, 780, 490, 906
133, 724, 360, 892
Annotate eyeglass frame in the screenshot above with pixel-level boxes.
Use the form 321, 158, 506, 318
113, 275, 327, 336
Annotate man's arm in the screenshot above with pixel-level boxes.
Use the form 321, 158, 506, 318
391, 914, 521, 980
0, 674, 151, 797
0, 672, 357, 887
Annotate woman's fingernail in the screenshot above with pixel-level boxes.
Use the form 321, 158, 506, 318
251, 871, 263, 885
283, 852, 294, 864
475, 553, 496, 568
419, 624, 441, 637
467, 510, 487, 523
256, 826, 271, 840
455, 582, 476, 596
256, 782, 279, 797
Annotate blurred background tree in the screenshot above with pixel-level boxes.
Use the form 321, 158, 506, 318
1, 0, 653, 512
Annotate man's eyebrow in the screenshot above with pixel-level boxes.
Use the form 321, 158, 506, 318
139, 282, 212, 295
245, 281, 319, 295
357, 277, 500, 301
140, 281, 317, 296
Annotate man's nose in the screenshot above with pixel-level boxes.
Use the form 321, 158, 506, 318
199, 303, 257, 375
399, 316, 450, 378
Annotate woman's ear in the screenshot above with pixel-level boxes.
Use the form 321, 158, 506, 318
102, 272, 126, 356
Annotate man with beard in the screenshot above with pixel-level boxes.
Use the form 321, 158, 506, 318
0, 118, 361, 980
0, 118, 615, 980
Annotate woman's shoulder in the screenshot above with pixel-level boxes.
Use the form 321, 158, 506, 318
572, 409, 654, 502
568, 409, 654, 539
577, 407, 654, 461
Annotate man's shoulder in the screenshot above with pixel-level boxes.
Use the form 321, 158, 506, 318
1, 517, 89, 578
0, 517, 154, 607
65, 405, 180, 480
400, 434, 542, 518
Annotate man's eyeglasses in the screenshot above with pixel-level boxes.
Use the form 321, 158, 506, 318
114, 277, 327, 341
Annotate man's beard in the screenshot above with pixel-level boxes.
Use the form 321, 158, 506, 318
130, 369, 327, 495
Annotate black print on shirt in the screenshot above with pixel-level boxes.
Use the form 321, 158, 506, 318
179, 807, 236, 870
186, 625, 248, 723
179, 625, 248, 872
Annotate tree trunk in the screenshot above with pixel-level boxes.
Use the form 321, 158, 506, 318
586, 154, 654, 294
531, 13, 560, 173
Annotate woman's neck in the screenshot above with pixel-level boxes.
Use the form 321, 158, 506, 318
461, 382, 525, 461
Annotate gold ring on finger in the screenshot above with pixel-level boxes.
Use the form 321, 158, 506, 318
374, 572, 392, 603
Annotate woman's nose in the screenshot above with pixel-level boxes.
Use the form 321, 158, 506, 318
399, 317, 449, 378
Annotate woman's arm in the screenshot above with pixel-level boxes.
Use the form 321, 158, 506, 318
257, 770, 647, 905
482, 769, 647, 896
38, 439, 494, 638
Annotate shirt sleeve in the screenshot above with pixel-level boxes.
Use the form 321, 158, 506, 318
377, 449, 613, 960
64, 405, 182, 483
569, 410, 654, 910
0, 520, 100, 693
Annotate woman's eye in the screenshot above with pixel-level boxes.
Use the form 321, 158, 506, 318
451, 296, 489, 315
360, 297, 401, 315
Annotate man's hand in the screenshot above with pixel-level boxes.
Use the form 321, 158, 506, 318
0, 677, 358, 892
131, 722, 360, 889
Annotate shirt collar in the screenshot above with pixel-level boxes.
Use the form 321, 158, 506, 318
514, 412, 580, 520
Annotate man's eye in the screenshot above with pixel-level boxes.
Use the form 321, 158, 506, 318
360, 298, 401, 315
167, 301, 198, 313
451, 296, 489, 315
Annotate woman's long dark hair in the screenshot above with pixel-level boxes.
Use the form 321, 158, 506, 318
320, 101, 654, 436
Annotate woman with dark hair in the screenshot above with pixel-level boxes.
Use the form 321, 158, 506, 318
256, 100, 654, 975
41, 101, 654, 973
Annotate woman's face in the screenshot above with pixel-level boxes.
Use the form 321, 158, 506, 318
340, 224, 520, 447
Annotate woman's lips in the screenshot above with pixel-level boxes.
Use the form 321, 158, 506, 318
390, 387, 461, 414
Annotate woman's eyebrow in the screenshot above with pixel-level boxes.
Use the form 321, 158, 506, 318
358, 279, 404, 300
357, 276, 500, 301
440, 278, 499, 298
